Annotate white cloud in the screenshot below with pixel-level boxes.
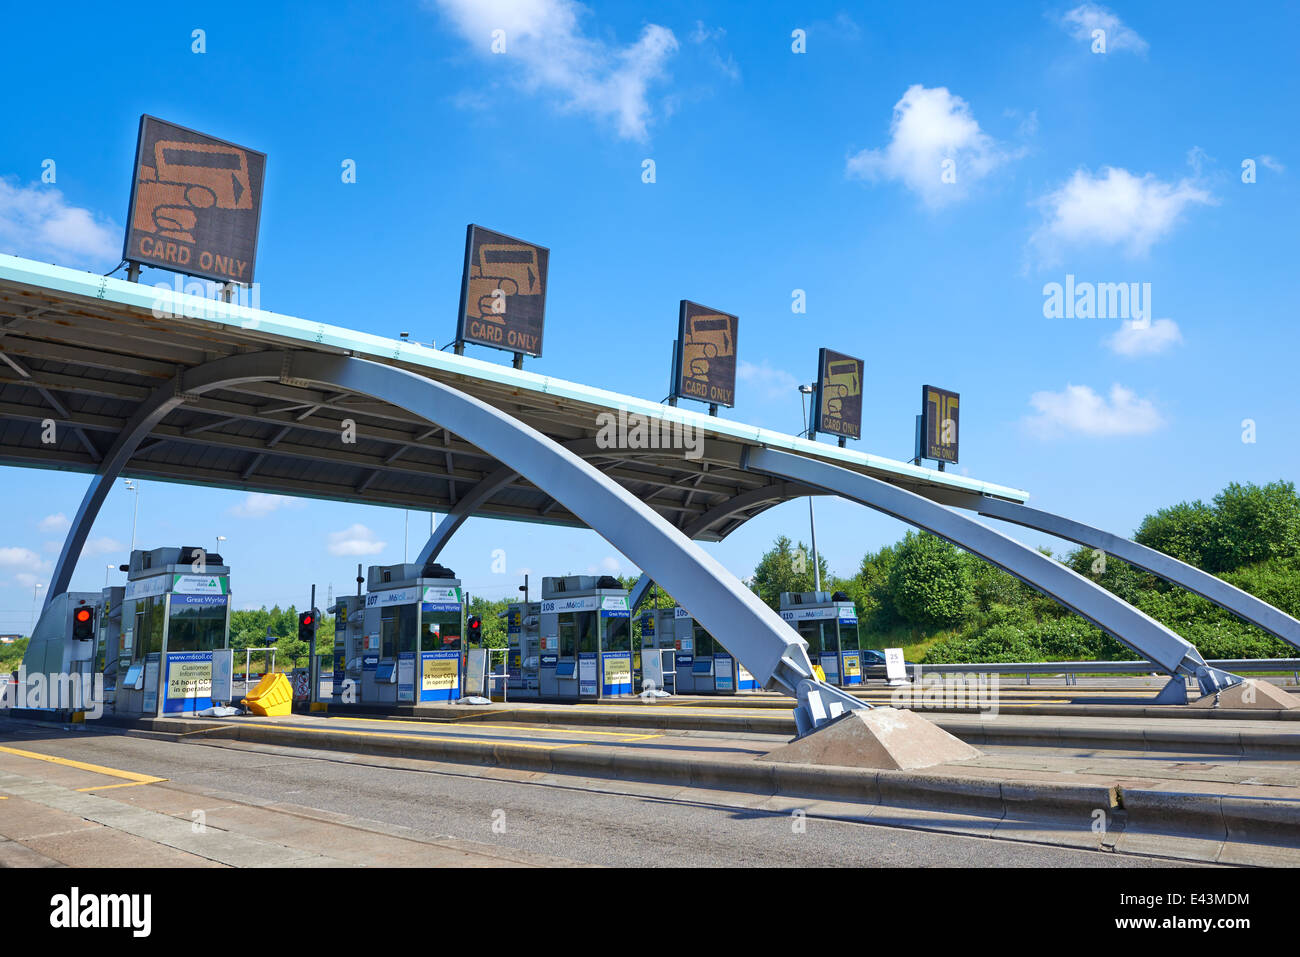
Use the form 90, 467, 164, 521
228, 492, 306, 518
1031, 167, 1214, 260
586, 555, 621, 575
15, 571, 43, 588
1105, 318, 1183, 357
1060, 3, 1148, 54
327, 524, 387, 557
847, 85, 1016, 207
688, 20, 739, 80
429, 0, 679, 141
1260, 155, 1285, 173
82, 537, 126, 558
0, 177, 119, 267
38, 513, 71, 534
1024, 383, 1164, 437
0, 546, 43, 568
738, 359, 800, 400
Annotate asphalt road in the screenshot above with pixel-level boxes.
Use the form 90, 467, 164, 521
0, 723, 1185, 867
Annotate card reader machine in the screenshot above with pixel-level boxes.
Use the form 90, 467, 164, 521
361, 561, 463, 706
779, 590, 862, 687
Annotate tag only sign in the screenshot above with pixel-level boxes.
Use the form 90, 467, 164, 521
123, 115, 266, 285
921, 384, 960, 464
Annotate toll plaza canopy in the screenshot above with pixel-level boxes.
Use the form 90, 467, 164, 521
0, 253, 1028, 543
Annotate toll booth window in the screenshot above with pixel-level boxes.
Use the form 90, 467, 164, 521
691, 623, 718, 658
167, 599, 228, 652
605, 614, 631, 654
382, 604, 419, 657
575, 611, 599, 654
821, 620, 842, 654
558, 614, 577, 659
95, 614, 111, 674
838, 621, 860, 652
132, 597, 166, 660
422, 609, 461, 652
797, 620, 826, 655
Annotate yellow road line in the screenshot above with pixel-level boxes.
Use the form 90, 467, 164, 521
240, 722, 582, 750
76, 781, 161, 793
0, 744, 167, 787
318, 715, 648, 739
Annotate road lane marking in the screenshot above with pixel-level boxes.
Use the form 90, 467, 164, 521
319, 715, 653, 739
236, 722, 583, 750
0, 744, 167, 788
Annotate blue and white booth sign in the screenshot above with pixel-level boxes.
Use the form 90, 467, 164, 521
601, 651, 632, 695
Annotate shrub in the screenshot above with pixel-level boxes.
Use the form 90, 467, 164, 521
888, 532, 973, 629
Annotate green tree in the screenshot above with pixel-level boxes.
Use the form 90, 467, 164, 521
466, 594, 509, 648
1133, 499, 1218, 569
887, 531, 972, 628
1063, 547, 1144, 605
1, 637, 29, 671
1204, 481, 1300, 572
749, 535, 829, 610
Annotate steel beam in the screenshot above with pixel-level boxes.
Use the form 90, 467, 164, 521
46, 351, 847, 725
956, 495, 1300, 653
742, 446, 1242, 695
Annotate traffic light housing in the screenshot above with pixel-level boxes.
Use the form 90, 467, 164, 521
468, 615, 482, 646
72, 605, 95, 641
299, 610, 316, 643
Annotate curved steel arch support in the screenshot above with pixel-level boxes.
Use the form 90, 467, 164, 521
46, 377, 188, 604
416, 438, 610, 567
964, 496, 1300, 652
742, 446, 1242, 695
45, 350, 860, 729
417, 465, 518, 567
628, 481, 822, 613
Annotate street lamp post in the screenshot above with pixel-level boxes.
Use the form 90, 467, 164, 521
31, 583, 43, 634
123, 479, 141, 553
105, 564, 115, 587
797, 384, 822, 593
215, 535, 227, 561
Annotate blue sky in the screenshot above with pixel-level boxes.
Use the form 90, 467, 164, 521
1, 1, 1297, 632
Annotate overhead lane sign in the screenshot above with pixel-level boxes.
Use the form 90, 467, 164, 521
813, 348, 864, 440
673, 300, 738, 409
123, 115, 266, 285
921, 384, 960, 464
456, 224, 549, 358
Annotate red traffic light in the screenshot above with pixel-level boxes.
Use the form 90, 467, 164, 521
75, 608, 92, 623
303, 614, 313, 626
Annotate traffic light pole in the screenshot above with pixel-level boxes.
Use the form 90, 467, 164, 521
308, 584, 317, 707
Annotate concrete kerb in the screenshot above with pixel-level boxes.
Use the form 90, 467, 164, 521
289, 704, 1300, 755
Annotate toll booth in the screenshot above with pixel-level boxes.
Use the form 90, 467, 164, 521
361, 561, 464, 706
505, 601, 541, 694
779, 591, 863, 687
114, 546, 233, 715
327, 594, 366, 704
539, 576, 632, 700
94, 585, 126, 707
662, 607, 759, 695
19, 590, 105, 712
639, 606, 677, 693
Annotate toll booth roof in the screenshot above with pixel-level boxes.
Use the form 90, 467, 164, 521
0, 254, 1028, 541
